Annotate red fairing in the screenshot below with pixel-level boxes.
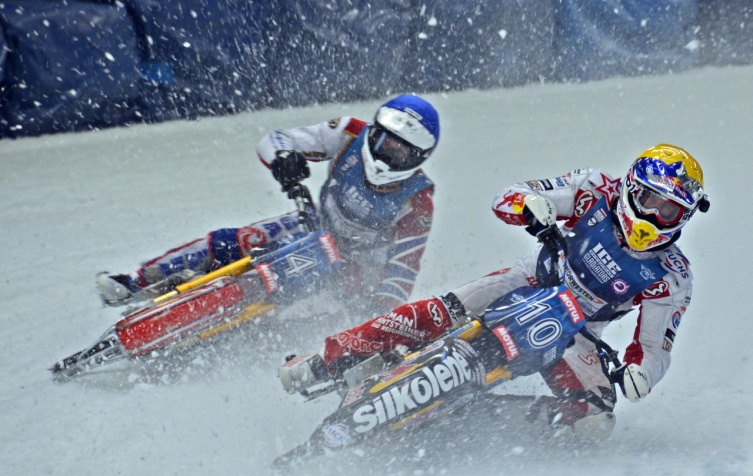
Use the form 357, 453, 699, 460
322, 297, 452, 366
117, 280, 245, 355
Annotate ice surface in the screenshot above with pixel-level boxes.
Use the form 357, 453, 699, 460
1, 65, 752, 475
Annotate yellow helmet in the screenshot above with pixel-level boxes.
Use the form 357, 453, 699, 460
614, 144, 709, 251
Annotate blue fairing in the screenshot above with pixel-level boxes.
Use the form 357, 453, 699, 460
252, 230, 342, 299
483, 285, 586, 377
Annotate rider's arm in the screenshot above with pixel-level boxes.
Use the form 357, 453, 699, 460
370, 186, 434, 314
256, 117, 367, 169
491, 168, 620, 228
624, 258, 693, 391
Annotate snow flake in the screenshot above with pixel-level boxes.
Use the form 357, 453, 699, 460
685, 39, 700, 51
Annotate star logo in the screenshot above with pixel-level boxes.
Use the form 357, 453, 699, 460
594, 173, 621, 203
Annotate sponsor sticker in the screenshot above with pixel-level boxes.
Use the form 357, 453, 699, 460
492, 325, 520, 361
336, 331, 384, 354
428, 301, 444, 327
318, 233, 341, 264
586, 207, 607, 226
642, 280, 669, 298
664, 250, 690, 279
352, 352, 474, 433
238, 227, 266, 249
557, 290, 585, 324
583, 242, 622, 284
342, 382, 367, 407
578, 349, 600, 366
639, 264, 657, 282
322, 423, 351, 447
255, 262, 278, 293
610, 278, 630, 295
672, 311, 682, 329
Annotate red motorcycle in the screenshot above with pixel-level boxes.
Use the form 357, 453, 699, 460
51, 185, 342, 378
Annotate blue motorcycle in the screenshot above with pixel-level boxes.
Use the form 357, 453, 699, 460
275, 227, 627, 465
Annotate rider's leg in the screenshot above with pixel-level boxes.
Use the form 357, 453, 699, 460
97, 211, 298, 305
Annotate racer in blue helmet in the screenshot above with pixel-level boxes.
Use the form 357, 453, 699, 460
98, 94, 441, 321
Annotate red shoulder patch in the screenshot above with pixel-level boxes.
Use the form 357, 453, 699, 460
343, 118, 367, 137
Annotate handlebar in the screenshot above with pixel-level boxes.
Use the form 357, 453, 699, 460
536, 225, 569, 287
286, 184, 317, 233
578, 326, 624, 391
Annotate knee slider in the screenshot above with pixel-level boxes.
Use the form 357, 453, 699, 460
210, 228, 243, 263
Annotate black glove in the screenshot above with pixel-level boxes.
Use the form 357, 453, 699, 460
271, 150, 310, 192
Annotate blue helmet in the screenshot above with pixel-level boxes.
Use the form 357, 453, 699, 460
365, 94, 440, 185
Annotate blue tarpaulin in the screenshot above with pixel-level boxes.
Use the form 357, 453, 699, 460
553, 0, 700, 81
0, 1, 749, 138
0, 1, 143, 136
123, 0, 271, 120
409, 0, 557, 91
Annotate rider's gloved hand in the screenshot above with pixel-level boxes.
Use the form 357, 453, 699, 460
611, 362, 651, 402
523, 195, 556, 237
271, 150, 310, 192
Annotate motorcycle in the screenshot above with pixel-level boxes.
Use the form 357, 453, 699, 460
274, 227, 627, 466
51, 185, 343, 378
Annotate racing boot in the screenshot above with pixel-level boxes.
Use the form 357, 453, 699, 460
279, 353, 330, 394
96, 273, 139, 306
96, 269, 195, 307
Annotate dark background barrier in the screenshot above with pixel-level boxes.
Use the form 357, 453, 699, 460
1, 0, 750, 138
553, 0, 700, 81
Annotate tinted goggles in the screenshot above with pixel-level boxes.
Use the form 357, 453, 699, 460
633, 186, 686, 227
368, 126, 428, 172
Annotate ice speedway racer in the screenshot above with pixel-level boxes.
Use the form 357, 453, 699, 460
273, 226, 643, 466
51, 185, 344, 378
